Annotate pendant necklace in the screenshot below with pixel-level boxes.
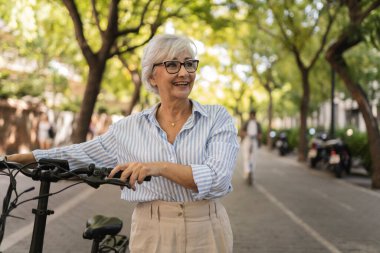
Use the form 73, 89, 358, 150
169, 118, 182, 127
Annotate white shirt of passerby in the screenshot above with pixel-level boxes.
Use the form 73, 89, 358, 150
38, 121, 51, 142
247, 120, 259, 137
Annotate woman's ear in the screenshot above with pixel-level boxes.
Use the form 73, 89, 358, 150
149, 76, 157, 87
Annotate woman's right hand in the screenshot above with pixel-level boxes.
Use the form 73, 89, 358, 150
108, 162, 158, 191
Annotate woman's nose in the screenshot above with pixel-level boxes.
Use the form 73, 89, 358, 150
177, 64, 189, 76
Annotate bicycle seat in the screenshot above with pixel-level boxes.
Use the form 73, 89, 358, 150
83, 214, 123, 240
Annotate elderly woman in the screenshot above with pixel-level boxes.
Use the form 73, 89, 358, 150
4, 34, 239, 253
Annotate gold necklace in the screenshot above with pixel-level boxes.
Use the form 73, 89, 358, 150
157, 105, 191, 127
168, 118, 182, 127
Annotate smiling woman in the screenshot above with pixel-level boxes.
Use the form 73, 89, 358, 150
4, 34, 239, 253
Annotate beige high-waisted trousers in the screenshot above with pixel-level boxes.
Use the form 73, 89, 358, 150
129, 199, 233, 253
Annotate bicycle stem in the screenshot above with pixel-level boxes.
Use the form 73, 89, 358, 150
29, 180, 54, 253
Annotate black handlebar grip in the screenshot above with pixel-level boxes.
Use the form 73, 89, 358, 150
105, 178, 131, 188
111, 170, 123, 178
39, 158, 70, 170
108, 169, 151, 181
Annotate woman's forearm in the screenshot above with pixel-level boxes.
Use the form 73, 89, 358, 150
156, 162, 198, 192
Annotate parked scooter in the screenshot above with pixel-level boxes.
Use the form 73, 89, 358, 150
327, 138, 352, 178
308, 133, 329, 168
308, 133, 352, 178
276, 132, 290, 156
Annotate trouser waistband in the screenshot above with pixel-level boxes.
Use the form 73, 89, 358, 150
135, 199, 220, 220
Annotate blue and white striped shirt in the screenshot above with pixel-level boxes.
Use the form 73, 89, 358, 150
33, 100, 239, 202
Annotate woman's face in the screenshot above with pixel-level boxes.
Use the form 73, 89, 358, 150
150, 52, 196, 101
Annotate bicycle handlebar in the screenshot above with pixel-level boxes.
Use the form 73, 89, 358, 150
0, 158, 152, 250
0, 159, 151, 189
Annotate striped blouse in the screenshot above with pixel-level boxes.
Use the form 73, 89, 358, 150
32, 100, 239, 202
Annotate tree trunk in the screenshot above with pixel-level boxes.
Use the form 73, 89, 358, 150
124, 70, 142, 116
266, 88, 274, 149
72, 64, 106, 143
298, 69, 310, 162
326, 28, 380, 189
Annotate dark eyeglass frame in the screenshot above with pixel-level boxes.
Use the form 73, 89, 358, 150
152, 59, 199, 74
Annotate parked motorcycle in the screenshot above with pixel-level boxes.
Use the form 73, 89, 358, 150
276, 132, 290, 156
308, 133, 352, 178
308, 133, 329, 168
327, 138, 352, 178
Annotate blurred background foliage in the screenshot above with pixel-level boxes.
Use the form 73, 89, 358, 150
1, 0, 378, 120
0, 0, 379, 175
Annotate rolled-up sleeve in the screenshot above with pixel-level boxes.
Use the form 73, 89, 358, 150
191, 107, 239, 200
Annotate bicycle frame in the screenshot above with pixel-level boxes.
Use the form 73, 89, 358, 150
29, 178, 129, 253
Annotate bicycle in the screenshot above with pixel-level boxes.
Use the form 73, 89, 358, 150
0, 158, 150, 253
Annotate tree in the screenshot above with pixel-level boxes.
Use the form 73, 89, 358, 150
61, 0, 190, 143
245, 0, 339, 161
0, 0, 77, 101
238, 23, 287, 147
325, 0, 380, 188
249, 55, 282, 147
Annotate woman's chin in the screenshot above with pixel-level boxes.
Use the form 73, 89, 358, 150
173, 86, 192, 95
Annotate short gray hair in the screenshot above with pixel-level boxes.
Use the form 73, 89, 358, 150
141, 34, 197, 94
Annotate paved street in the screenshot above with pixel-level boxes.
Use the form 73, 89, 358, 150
1, 148, 380, 253
225, 149, 380, 253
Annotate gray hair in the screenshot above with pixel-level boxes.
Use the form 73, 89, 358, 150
141, 34, 197, 94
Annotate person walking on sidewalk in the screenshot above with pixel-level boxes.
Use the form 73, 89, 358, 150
240, 109, 262, 185
3, 34, 239, 253
38, 114, 54, 149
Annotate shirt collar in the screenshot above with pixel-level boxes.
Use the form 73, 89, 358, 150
191, 99, 208, 117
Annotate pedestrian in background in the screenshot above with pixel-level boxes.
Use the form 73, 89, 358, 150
4, 34, 239, 253
37, 114, 53, 149
240, 109, 262, 185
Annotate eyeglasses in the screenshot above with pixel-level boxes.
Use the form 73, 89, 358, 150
153, 59, 199, 74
